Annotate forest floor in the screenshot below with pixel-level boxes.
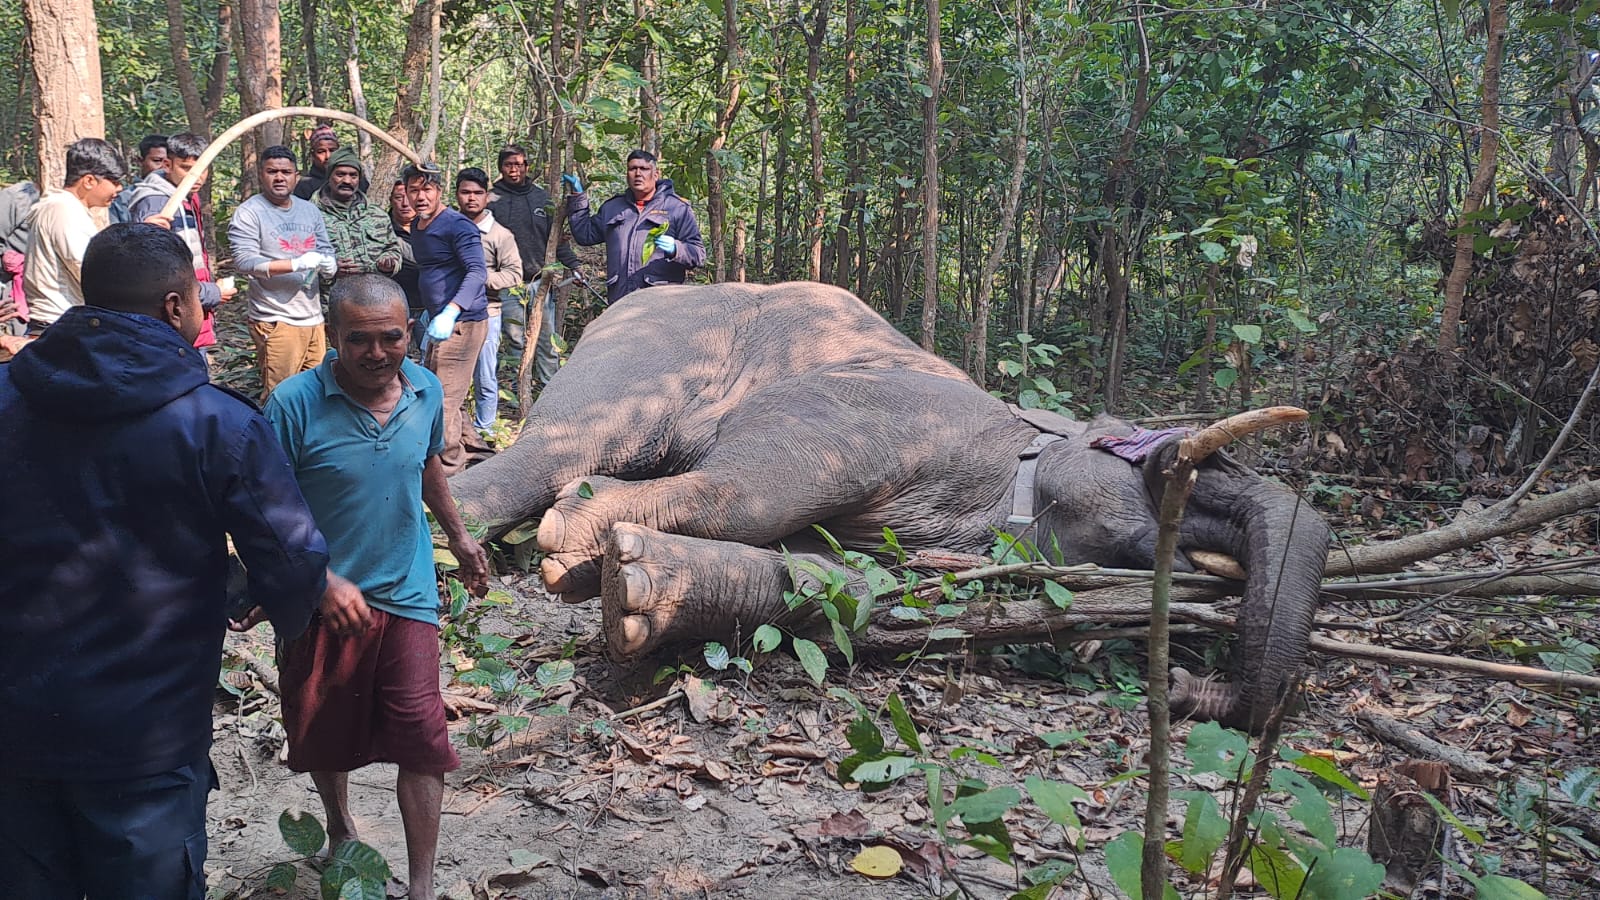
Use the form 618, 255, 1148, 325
198, 311, 1599, 899
204, 508, 1600, 900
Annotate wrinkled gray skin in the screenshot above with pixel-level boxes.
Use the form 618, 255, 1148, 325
451, 282, 1330, 732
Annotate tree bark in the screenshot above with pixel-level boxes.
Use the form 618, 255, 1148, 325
346, 22, 372, 164
236, 0, 285, 147
833, 0, 862, 290
24, 0, 105, 189
164, 0, 210, 134
375, 0, 436, 191
419, 0, 444, 160
802, 0, 832, 282
1437, 0, 1506, 355
203, 0, 232, 124
917, 0, 943, 351
637, 0, 661, 155
300, 0, 323, 108
707, 0, 744, 282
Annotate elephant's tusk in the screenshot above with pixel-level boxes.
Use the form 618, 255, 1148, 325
1187, 549, 1246, 580
155, 106, 423, 222
1179, 405, 1309, 465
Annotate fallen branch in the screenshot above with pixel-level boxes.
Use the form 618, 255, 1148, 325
1327, 479, 1600, 577
1355, 710, 1501, 782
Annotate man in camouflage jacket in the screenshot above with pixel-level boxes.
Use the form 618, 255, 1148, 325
314, 147, 402, 293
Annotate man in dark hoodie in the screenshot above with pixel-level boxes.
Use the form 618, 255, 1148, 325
487, 144, 580, 383
0, 224, 340, 898
564, 148, 705, 304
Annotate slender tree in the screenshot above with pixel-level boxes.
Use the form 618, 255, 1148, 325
918, 0, 943, 350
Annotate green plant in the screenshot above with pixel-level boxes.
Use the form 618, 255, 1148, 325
268, 810, 391, 899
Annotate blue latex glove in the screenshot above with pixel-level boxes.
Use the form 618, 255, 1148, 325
427, 304, 461, 342
561, 173, 583, 193
654, 234, 677, 257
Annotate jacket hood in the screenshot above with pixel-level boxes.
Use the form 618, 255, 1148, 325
492, 177, 532, 196
9, 306, 209, 422
126, 170, 180, 210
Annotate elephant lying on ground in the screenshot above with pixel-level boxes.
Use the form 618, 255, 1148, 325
450, 282, 1330, 731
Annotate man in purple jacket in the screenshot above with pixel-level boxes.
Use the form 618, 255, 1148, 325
564, 149, 705, 304
403, 161, 488, 475
0, 223, 336, 899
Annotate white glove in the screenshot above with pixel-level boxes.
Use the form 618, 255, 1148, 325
292, 251, 326, 273
317, 255, 338, 278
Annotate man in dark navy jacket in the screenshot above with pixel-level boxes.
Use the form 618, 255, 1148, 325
564, 149, 705, 304
0, 224, 336, 899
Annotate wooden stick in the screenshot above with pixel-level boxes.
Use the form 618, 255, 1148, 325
1355, 710, 1501, 781
156, 106, 424, 221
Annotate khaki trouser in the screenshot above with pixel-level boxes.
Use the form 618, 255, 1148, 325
250, 320, 327, 402
424, 317, 489, 475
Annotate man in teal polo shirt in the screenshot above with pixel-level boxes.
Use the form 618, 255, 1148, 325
263, 274, 488, 900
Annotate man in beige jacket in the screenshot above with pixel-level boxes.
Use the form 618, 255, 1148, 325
455, 168, 524, 443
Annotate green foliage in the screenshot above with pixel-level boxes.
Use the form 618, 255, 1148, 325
274, 810, 390, 900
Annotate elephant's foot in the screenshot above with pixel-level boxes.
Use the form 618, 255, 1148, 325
600, 523, 794, 662
538, 475, 633, 597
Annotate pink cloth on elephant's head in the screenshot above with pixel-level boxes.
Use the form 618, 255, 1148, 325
1089, 426, 1191, 464
2, 250, 25, 320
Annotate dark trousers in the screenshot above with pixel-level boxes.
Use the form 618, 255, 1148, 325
0, 758, 215, 900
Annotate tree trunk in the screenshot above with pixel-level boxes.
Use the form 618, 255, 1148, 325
24, 0, 105, 189
347, 22, 372, 165
917, 0, 943, 350
205, 1, 233, 122
1099, 11, 1153, 412
300, 0, 323, 108
375, 0, 436, 191
164, 0, 209, 134
773, 109, 791, 279
966, 10, 1029, 390
733, 220, 747, 282
707, 0, 744, 282
1437, 0, 1506, 355
755, 131, 768, 278
637, 0, 661, 155
236, 0, 285, 147
803, 0, 832, 282
834, 0, 862, 290
419, 0, 444, 160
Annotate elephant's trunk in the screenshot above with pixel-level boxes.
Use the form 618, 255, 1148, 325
1173, 457, 1330, 733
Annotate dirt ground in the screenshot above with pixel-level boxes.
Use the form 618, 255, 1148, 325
205, 541, 1600, 900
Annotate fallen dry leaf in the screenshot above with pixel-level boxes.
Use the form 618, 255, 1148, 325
851, 845, 903, 879
760, 741, 828, 760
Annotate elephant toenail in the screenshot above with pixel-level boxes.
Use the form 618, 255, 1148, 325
537, 510, 565, 552
540, 556, 569, 591
619, 565, 652, 611
614, 527, 645, 562
619, 615, 652, 652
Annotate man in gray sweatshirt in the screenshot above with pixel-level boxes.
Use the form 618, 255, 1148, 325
228, 145, 337, 400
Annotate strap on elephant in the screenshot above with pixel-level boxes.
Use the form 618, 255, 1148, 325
1006, 432, 1065, 533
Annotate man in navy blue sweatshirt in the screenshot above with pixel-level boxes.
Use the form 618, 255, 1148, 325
404, 161, 488, 475
0, 224, 338, 899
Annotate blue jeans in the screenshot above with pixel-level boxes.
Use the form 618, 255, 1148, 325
473, 308, 503, 431
0, 758, 215, 900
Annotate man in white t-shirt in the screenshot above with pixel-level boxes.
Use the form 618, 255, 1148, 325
22, 139, 125, 335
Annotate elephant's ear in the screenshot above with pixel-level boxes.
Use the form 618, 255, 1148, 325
1010, 406, 1084, 437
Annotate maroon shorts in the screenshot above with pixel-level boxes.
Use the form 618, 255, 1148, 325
279, 608, 459, 775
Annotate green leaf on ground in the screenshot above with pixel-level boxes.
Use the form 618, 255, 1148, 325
885, 692, 924, 754
752, 624, 782, 653
1024, 776, 1087, 831
793, 638, 828, 685
278, 810, 326, 857
950, 786, 1020, 824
